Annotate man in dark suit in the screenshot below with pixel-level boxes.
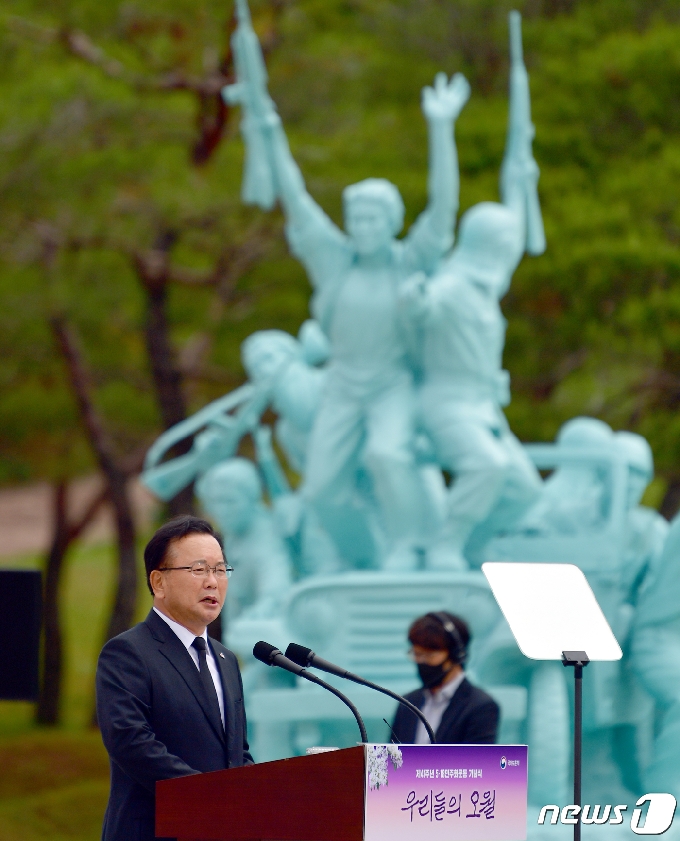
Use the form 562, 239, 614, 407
96, 515, 253, 841
391, 611, 499, 744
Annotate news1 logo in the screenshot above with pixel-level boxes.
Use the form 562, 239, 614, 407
538, 794, 677, 834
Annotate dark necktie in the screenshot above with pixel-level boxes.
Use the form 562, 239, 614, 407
192, 636, 224, 734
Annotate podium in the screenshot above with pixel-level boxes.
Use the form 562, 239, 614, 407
157, 746, 365, 841
157, 743, 528, 841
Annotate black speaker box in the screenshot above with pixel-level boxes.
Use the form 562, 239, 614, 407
0, 570, 42, 701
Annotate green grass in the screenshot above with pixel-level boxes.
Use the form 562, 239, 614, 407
0, 540, 153, 840
0, 731, 109, 841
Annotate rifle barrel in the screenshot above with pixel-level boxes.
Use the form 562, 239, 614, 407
509, 10, 524, 65
235, 0, 252, 25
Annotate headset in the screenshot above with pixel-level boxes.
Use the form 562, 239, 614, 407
426, 611, 468, 665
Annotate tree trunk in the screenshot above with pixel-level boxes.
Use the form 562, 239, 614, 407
143, 272, 194, 517
52, 317, 139, 642
660, 476, 680, 521
104, 472, 139, 641
36, 479, 109, 725
35, 482, 69, 725
145, 283, 187, 433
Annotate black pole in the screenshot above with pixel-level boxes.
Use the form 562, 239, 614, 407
562, 651, 589, 841
574, 663, 583, 841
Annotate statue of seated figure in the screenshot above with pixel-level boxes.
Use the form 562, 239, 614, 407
497, 420, 669, 803
519, 417, 615, 535
630, 511, 680, 799
621, 432, 679, 799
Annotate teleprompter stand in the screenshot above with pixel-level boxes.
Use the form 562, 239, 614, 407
562, 650, 589, 841
482, 562, 622, 841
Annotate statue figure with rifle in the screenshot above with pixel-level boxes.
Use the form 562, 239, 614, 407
399, 11, 545, 569
224, 0, 471, 571
141, 318, 345, 580
140, 319, 328, 504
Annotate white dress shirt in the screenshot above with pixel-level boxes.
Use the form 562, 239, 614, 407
153, 607, 225, 727
414, 670, 466, 744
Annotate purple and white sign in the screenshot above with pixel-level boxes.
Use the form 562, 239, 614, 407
364, 744, 527, 841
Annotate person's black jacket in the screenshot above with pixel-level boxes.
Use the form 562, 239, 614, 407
391, 677, 499, 744
96, 609, 252, 841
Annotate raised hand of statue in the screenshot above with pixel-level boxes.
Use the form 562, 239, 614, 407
193, 423, 239, 471
421, 72, 471, 123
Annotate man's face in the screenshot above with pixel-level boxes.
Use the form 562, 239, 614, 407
410, 644, 457, 691
150, 533, 227, 635
345, 199, 393, 256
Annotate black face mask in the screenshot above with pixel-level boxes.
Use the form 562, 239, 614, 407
417, 661, 453, 690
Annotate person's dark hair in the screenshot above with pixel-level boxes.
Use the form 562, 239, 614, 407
408, 612, 471, 664
144, 515, 223, 595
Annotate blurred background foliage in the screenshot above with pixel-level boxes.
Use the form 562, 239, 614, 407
3, 0, 680, 508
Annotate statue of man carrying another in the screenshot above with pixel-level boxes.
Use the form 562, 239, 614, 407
399, 12, 545, 569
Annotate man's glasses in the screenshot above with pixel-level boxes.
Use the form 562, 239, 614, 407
407, 647, 448, 665
159, 561, 233, 579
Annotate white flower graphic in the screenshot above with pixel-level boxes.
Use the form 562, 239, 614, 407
368, 744, 403, 790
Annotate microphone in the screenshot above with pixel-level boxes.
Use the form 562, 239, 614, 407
285, 643, 436, 744
252, 642, 368, 743
253, 641, 307, 675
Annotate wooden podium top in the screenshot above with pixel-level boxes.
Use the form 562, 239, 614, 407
156, 746, 365, 841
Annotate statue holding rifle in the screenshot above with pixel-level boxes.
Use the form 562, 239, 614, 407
140, 319, 328, 504
141, 320, 341, 576
224, 0, 470, 571
399, 11, 545, 569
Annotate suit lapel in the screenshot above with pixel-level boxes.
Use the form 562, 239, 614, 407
145, 611, 225, 745
436, 677, 472, 742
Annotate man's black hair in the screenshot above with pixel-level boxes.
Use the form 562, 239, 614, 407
408, 612, 471, 664
144, 515, 223, 596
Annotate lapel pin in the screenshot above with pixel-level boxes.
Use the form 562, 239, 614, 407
219, 652, 225, 659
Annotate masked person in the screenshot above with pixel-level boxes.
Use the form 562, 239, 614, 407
391, 612, 499, 744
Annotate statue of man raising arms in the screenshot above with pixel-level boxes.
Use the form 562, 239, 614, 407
228, 9, 470, 570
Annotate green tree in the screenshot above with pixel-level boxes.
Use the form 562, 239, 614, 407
0, 0, 285, 722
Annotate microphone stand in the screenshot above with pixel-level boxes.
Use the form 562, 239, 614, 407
285, 643, 436, 744
253, 642, 368, 743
